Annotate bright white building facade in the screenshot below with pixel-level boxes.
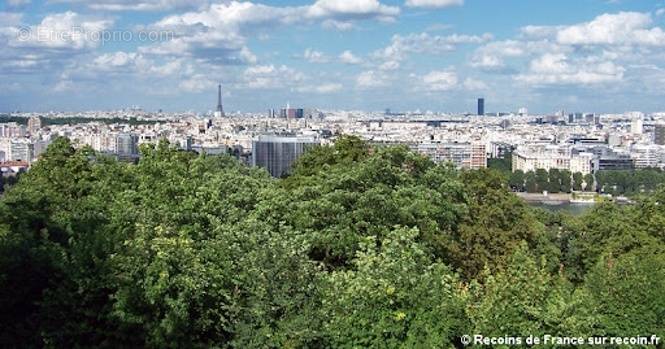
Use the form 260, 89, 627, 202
513, 145, 593, 174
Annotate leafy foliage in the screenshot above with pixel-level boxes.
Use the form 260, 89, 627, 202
0, 136, 663, 348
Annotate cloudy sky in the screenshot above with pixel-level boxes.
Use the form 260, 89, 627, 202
1, 0, 665, 113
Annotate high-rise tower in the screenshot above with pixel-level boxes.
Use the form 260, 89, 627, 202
477, 98, 485, 116
215, 84, 225, 117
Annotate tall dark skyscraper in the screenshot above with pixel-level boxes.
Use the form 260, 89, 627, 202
477, 98, 485, 116
215, 84, 225, 117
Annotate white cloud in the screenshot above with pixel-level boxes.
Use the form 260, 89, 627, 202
422, 70, 458, 91
307, 0, 399, 21
48, 0, 207, 12
179, 74, 214, 93
87, 51, 182, 77
94, 51, 145, 69
516, 53, 625, 85
144, 1, 399, 64
556, 12, 665, 46
322, 19, 354, 31
299, 83, 343, 94
356, 70, 389, 89
150, 59, 182, 77
470, 39, 565, 72
8, 12, 112, 50
243, 64, 305, 89
304, 48, 329, 63
520, 25, 562, 39
339, 50, 362, 64
405, 0, 463, 9
468, 12, 664, 88
375, 32, 492, 62
53, 79, 74, 92
463, 78, 487, 90
379, 60, 400, 71
470, 54, 504, 69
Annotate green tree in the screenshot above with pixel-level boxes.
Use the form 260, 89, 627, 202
468, 243, 597, 345
548, 169, 561, 194
572, 172, 584, 191
525, 171, 538, 193
583, 246, 665, 339
488, 152, 512, 176
509, 170, 525, 192
260, 142, 467, 270
0, 137, 141, 347
562, 202, 659, 283
448, 169, 541, 279
583, 173, 595, 192
3, 135, 665, 348
535, 169, 549, 193
319, 227, 467, 348
559, 170, 572, 193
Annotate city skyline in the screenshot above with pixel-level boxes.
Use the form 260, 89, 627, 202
2, 0, 665, 113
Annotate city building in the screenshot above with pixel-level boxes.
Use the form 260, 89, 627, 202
115, 133, 139, 157
280, 104, 305, 119
0, 123, 26, 138
8, 139, 34, 163
631, 113, 644, 135
489, 142, 513, 159
631, 145, 660, 169
593, 155, 634, 171
415, 142, 487, 170
252, 135, 319, 177
477, 98, 485, 116
27, 116, 42, 135
655, 124, 665, 146
512, 145, 593, 174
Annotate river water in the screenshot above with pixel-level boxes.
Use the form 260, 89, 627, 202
528, 202, 595, 215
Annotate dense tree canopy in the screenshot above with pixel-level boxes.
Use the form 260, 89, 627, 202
0, 136, 663, 348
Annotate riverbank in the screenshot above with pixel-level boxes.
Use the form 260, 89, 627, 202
516, 192, 588, 205
516, 193, 597, 215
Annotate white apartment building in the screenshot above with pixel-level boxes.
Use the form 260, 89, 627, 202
512, 145, 593, 174
631, 145, 661, 169
629, 112, 644, 135
0, 123, 26, 138
0, 139, 32, 163
415, 142, 487, 170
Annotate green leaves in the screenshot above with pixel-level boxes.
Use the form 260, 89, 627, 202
319, 228, 467, 349
583, 246, 665, 339
1, 136, 664, 348
468, 243, 591, 340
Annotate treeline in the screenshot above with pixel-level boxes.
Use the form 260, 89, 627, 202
508, 169, 594, 193
0, 137, 663, 348
489, 154, 594, 193
0, 116, 160, 127
596, 168, 665, 196
506, 168, 665, 196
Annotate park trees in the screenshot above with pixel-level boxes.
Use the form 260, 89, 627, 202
0, 136, 663, 348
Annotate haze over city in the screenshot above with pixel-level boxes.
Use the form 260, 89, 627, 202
2, 0, 665, 113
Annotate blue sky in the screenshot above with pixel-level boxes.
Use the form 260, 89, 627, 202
2, 0, 665, 113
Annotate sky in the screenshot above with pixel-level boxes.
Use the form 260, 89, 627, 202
2, 0, 665, 114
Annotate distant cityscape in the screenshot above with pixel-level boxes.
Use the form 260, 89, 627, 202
1, 85, 665, 181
